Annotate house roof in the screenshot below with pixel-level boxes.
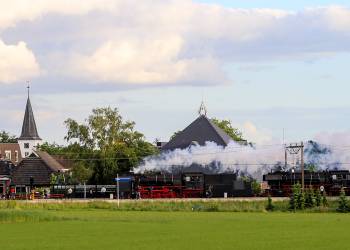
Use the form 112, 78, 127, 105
18, 97, 41, 140
0, 143, 22, 163
161, 115, 232, 151
11, 151, 65, 186
0, 160, 13, 176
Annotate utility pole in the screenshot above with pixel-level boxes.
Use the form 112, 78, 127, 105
301, 142, 304, 192
285, 142, 305, 191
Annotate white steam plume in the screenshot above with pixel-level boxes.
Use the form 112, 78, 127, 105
135, 141, 285, 177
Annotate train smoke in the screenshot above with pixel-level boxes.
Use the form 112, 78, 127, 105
135, 141, 285, 178
136, 133, 350, 178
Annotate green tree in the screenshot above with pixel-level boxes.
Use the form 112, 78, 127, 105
315, 189, 322, 207
63, 107, 158, 184
211, 118, 245, 142
251, 180, 261, 196
290, 183, 305, 211
337, 188, 349, 213
0, 130, 17, 143
305, 188, 315, 208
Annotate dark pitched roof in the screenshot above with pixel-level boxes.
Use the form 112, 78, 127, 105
0, 160, 13, 176
162, 115, 232, 151
18, 97, 41, 140
36, 151, 66, 171
11, 152, 65, 186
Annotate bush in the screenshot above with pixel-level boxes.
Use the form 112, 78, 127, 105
337, 188, 349, 213
315, 189, 322, 207
266, 195, 274, 211
322, 191, 328, 207
251, 180, 261, 196
290, 183, 306, 211
305, 189, 315, 208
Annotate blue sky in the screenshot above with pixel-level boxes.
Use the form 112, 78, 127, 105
1, 0, 350, 146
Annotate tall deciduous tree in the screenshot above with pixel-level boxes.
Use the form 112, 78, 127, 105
63, 107, 158, 184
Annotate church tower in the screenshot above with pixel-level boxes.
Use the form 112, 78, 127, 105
17, 86, 42, 158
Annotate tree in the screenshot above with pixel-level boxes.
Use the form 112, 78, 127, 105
251, 180, 261, 196
211, 118, 245, 142
290, 183, 305, 211
305, 188, 315, 208
337, 188, 349, 213
315, 189, 322, 207
63, 107, 158, 184
0, 130, 17, 143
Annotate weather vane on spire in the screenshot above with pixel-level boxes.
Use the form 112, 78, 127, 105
198, 100, 207, 116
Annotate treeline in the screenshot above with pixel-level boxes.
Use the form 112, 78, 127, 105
40, 107, 159, 185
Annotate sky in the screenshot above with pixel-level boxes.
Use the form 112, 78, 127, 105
1, 0, 350, 146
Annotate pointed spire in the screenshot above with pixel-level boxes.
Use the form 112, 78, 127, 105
19, 85, 41, 140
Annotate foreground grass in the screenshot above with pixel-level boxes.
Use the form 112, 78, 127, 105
0, 210, 349, 250
0, 198, 341, 212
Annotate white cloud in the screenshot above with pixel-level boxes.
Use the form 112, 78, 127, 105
0, 0, 119, 30
323, 6, 350, 32
1, 1, 350, 86
239, 121, 274, 145
0, 40, 40, 84
73, 36, 226, 85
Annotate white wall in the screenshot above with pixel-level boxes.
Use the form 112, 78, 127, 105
18, 139, 42, 158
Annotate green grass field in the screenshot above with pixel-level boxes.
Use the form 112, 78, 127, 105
0, 208, 349, 250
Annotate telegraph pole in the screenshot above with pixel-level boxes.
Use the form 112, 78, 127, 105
285, 142, 305, 191
301, 142, 304, 192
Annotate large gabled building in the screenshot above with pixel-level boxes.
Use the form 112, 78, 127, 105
162, 114, 233, 151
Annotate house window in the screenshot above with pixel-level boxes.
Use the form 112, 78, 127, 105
25, 152, 29, 157
24, 143, 30, 149
15, 151, 19, 162
5, 150, 11, 160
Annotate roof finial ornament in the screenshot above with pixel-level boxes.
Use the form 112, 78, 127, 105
198, 100, 207, 116
26, 81, 30, 99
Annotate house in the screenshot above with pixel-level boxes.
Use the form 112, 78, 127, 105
0, 160, 14, 197
11, 151, 67, 192
0, 143, 22, 164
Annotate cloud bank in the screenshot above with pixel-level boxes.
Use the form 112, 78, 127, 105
0, 1, 350, 87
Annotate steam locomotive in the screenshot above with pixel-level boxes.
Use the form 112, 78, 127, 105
263, 169, 350, 196
50, 172, 253, 199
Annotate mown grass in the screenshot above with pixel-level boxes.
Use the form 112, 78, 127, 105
0, 210, 350, 250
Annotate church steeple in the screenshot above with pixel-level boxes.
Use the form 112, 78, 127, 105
19, 85, 41, 140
